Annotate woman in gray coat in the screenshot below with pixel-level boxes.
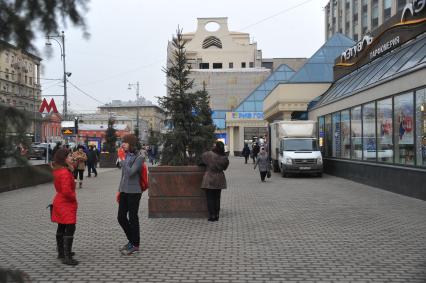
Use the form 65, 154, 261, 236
201, 141, 229, 222
117, 134, 144, 255
254, 147, 270, 182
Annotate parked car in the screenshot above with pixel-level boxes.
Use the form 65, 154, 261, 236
28, 145, 45, 160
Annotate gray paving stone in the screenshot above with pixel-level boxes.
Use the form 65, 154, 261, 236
0, 157, 425, 283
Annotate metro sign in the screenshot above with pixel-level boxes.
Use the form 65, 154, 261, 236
39, 98, 58, 114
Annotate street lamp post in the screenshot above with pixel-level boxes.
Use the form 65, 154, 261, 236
128, 82, 140, 139
46, 31, 70, 119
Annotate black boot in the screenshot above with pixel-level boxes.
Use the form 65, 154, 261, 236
208, 214, 216, 221
62, 236, 78, 266
56, 233, 64, 259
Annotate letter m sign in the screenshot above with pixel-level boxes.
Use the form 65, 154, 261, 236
39, 98, 58, 114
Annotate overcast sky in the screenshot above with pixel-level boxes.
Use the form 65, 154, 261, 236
35, 0, 329, 113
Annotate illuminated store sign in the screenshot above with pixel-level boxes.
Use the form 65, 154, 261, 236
229, 112, 264, 120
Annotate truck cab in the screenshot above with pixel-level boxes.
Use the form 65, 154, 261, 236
270, 120, 323, 178
279, 137, 323, 177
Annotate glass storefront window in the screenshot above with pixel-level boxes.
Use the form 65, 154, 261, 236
416, 88, 426, 167
362, 102, 376, 161
244, 127, 268, 145
325, 114, 332, 157
376, 98, 393, 163
394, 92, 415, 165
341, 110, 351, 158
351, 106, 362, 160
332, 112, 341, 158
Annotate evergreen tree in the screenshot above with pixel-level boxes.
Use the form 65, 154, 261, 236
104, 118, 117, 153
191, 84, 216, 163
158, 28, 215, 165
0, 0, 88, 52
134, 126, 142, 150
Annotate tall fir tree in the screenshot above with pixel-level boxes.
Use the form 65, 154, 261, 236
158, 28, 215, 165
191, 83, 216, 163
104, 118, 117, 153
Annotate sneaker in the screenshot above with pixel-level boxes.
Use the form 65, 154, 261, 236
119, 242, 131, 252
121, 243, 139, 255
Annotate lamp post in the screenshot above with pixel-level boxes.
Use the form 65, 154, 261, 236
46, 31, 71, 119
128, 82, 140, 139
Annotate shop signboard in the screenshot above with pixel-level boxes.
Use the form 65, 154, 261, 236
227, 112, 264, 120
334, 0, 426, 80
61, 121, 76, 136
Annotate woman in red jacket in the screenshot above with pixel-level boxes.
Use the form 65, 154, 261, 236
51, 148, 79, 266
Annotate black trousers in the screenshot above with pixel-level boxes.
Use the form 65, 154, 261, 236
206, 189, 221, 218
73, 169, 84, 181
57, 224, 76, 237
260, 171, 267, 181
87, 162, 97, 176
117, 192, 142, 247
244, 156, 249, 164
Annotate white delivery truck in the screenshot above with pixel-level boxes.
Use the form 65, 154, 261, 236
270, 120, 323, 177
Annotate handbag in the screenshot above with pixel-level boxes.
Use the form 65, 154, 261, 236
46, 204, 53, 221
266, 162, 272, 178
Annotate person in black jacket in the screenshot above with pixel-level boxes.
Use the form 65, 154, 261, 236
87, 145, 98, 177
241, 144, 251, 164
251, 142, 260, 164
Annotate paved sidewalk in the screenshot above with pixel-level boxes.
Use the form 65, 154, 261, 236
0, 158, 425, 282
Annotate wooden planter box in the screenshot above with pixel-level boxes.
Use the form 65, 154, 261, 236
99, 152, 118, 168
148, 166, 207, 218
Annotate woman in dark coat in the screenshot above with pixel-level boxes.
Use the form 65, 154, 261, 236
201, 141, 229, 222
241, 143, 251, 164
51, 148, 79, 265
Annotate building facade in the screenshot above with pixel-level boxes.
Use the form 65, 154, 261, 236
76, 112, 149, 143
98, 99, 165, 135
263, 33, 355, 123
78, 124, 131, 145
310, 7, 426, 200
41, 112, 62, 143
325, 0, 412, 42
0, 40, 42, 141
167, 17, 272, 153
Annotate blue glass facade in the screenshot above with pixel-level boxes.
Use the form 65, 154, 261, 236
234, 64, 295, 112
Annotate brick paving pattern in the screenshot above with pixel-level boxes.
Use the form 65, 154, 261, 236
0, 158, 425, 282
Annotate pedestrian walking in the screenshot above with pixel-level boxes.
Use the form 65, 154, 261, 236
254, 147, 271, 182
72, 145, 87, 189
241, 143, 250, 164
200, 141, 229, 222
87, 145, 98, 177
117, 134, 144, 255
51, 149, 79, 266
251, 142, 260, 164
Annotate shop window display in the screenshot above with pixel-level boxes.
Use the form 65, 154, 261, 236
318, 116, 325, 155
325, 114, 332, 157
341, 110, 351, 158
351, 106, 362, 160
332, 112, 341, 158
362, 102, 376, 161
416, 88, 426, 167
394, 92, 415, 165
376, 98, 393, 163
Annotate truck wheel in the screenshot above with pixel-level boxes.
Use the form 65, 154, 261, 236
281, 167, 287, 178
317, 173, 323, 177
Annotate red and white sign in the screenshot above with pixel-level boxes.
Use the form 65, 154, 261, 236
39, 98, 58, 114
